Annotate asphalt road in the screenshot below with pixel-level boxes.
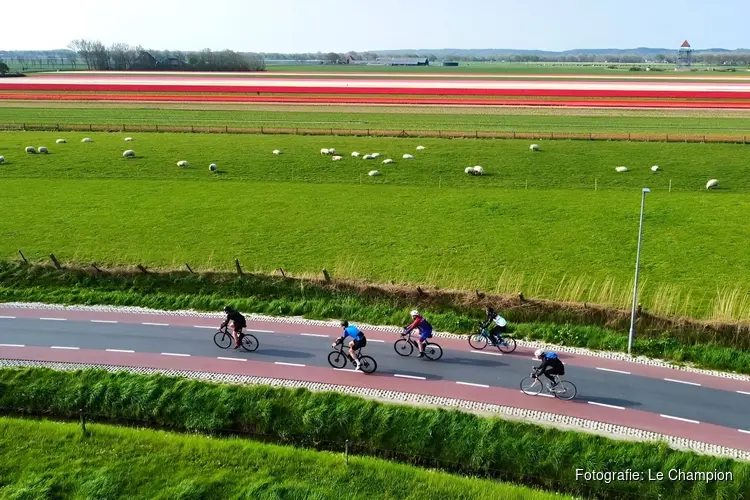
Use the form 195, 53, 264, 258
1, 317, 748, 430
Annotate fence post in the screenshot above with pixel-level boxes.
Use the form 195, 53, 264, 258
57, 123, 60, 131
669, 179, 672, 193
279, 268, 286, 278
589, 133, 592, 140
89, 124, 92, 131
18, 249, 28, 265
156, 124, 159, 132
79, 409, 87, 435
235, 258, 243, 275
475, 130, 478, 138
50, 253, 62, 270
185, 263, 194, 274
322, 268, 331, 281
345, 440, 349, 465
137, 264, 149, 274
513, 131, 516, 139
91, 263, 102, 274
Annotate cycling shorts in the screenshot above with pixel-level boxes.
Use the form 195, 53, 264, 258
418, 329, 433, 342
351, 337, 366, 350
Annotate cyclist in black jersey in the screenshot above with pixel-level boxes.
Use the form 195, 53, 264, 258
221, 306, 247, 349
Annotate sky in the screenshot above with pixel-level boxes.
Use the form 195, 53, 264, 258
1, 0, 748, 53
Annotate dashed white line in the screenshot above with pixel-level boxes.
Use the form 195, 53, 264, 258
664, 378, 701, 387
51, 346, 79, 350
660, 414, 699, 424
40, 317, 66, 321
0, 343, 24, 348
143, 322, 169, 327
394, 374, 426, 380
248, 329, 274, 333
218, 357, 246, 362
194, 325, 216, 330
739, 429, 750, 435
596, 367, 631, 375
91, 320, 118, 324
519, 390, 555, 398
275, 362, 306, 367
301, 333, 328, 338
737, 390, 750, 396
333, 368, 362, 373
456, 381, 489, 388
0, 316, 17, 319
588, 401, 625, 410
106, 349, 134, 353
470, 350, 503, 356
369, 339, 386, 343
161, 352, 190, 357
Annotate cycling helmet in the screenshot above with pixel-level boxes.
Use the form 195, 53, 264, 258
410, 309, 419, 317
534, 348, 545, 359
223, 306, 233, 313
340, 320, 349, 328
486, 306, 495, 314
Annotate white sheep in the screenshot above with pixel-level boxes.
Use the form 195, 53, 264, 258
320, 148, 329, 155
38, 147, 49, 154
382, 158, 394, 164
25, 146, 36, 154
124, 137, 133, 142
209, 163, 217, 172
177, 160, 189, 168
329, 148, 336, 154
332, 155, 343, 161
464, 167, 474, 175
530, 144, 540, 151
371, 153, 380, 158
81, 138, 92, 143
123, 150, 135, 158
0, 156, 4, 164
651, 165, 660, 172
368, 170, 381, 177
272, 150, 281, 155
706, 179, 719, 190
402, 154, 414, 159
351, 152, 360, 157
473, 166, 484, 175
56, 139, 66, 144
416, 145, 425, 150
363, 154, 373, 160
615, 166, 629, 172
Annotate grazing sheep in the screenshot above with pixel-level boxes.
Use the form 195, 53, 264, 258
363, 154, 373, 160
651, 165, 660, 172
368, 170, 381, 177
56, 139, 66, 144
0, 156, 4, 164
530, 144, 540, 151
123, 150, 135, 158
124, 137, 133, 142
615, 166, 629, 172
177, 160, 189, 168
382, 158, 394, 164
371, 153, 380, 158
473, 166, 484, 175
464, 167, 474, 175
25, 146, 36, 154
416, 145, 425, 150
351, 152, 360, 157
81, 138, 93, 143
209, 163, 217, 172
320, 148, 329, 155
329, 148, 336, 154
706, 179, 719, 190
38, 147, 49, 154
272, 150, 281, 155
332, 155, 343, 161
402, 154, 414, 159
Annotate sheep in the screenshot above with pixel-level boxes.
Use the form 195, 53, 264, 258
368, 170, 381, 177
382, 158, 394, 164
473, 166, 484, 175
123, 150, 135, 158
651, 165, 660, 172
615, 166, 629, 172
363, 154, 373, 160
402, 154, 414, 159
351, 152, 360, 157
0, 156, 4, 164
177, 160, 189, 168
530, 144, 540, 151
371, 153, 380, 158
329, 148, 336, 154
272, 150, 281, 155
25, 146, 36, 154
464, 167, 474, 175
56, 139, 66, 144
124, 137, 133, 142
209, 163, 217, 172
320, 148, 329, 155
38, 147, 49, 154
706, 179, 719, 190
332, 155, 343, 161
416, 145, 425, 150
81, 138, 93, 143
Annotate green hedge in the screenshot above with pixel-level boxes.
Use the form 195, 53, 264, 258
0, 367, 747, 499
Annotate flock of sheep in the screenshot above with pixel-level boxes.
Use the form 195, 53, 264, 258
315, 145, 428, 177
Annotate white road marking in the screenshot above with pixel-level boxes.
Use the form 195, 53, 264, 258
248, 329, 274, 333
0, 316, 17, 319
739, 429, 750, 435
51, 346, 79, 350
194, 325, 216, 329
275, 362, 306, 367
394, 374, 426, 380
596, 367, 631, 375
161, 352, 190, 357
470, 350, 503, 356
737, 390, 750, 396
588, 401, 625, 410
518, 390, 555, 398
106, 349, 134, 353
143, 322, 169, 327
0, 343, 25, 347
333, 368, 362, 373
91, 320, 118, 324
456, 381, 489, 388
40, 317, 66, 321
218, 357, 246, 362
660, 414, 699, 424
369, 339, 386, 343
664, 378, 701, 387
301, 333, 328, 338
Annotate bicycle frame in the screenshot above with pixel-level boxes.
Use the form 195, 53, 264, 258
334, 339, 363, 360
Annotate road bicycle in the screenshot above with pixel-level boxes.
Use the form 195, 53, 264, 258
393, 330, 443, 360
328, 341, 377, 373
213, 325, 259, 352
467, 325, 517, 353
520, 367, 577, 400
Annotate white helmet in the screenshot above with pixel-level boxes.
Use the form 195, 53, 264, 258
410, 309, 419, 317
534, 348, 544, 358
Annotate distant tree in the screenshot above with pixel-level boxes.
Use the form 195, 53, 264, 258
325, 52, 341, 64
0, 62, 9, 74
427, 54, 438, 62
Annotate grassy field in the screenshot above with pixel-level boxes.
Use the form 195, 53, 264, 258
1, 132, 749, 321
0, 417, 569, 500
4, 103, 750, 135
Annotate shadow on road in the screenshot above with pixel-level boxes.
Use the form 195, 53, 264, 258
253, 349, 316, 360
439, 356, 506, 368
584, 395, 641, 409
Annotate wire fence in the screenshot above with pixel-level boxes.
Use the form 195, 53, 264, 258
1, 121, 749, 144
0, 406, 655, 499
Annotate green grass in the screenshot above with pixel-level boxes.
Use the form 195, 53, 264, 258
4, 104, 750, 136
2, 131, 750, 322
0, 417, 570, 500
3, 367, 749, 500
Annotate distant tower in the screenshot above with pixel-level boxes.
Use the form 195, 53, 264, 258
677, 40, 693, 69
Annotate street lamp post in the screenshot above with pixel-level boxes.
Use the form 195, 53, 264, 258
628, 187, 651, 355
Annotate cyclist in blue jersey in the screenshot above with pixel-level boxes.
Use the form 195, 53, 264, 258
332, 320, 367, 370
533, 348, 565, 388
403, 310, 432, 358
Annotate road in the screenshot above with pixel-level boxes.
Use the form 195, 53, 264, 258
1, 307, 749, 452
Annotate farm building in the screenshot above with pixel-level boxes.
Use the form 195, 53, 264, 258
133, 51, 157, 70
441, 61, 459, 67
374, 57, 429, 66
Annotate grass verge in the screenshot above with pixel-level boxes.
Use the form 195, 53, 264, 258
0, 416, 569, 500
1, 367, 747, 499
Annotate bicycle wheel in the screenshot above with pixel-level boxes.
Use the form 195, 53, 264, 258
520, 376, 543, 396
240, 333, 259, 352
497, 336, 517, 354
358, 355, 378, 374
553, 380, 577, 401
328, 351, 347, 369
394, 338, 413, 356
423, 342, 443, 361
468, 333, 488, 350
213, 331, 231, 349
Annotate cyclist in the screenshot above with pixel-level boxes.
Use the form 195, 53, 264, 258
221, 306, 247, 349
480, 306, 508, 346
332, 320, 367, 370
533, 348, 565, 388
403, 310, 432, 358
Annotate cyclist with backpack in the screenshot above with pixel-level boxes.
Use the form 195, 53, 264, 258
533, 348, 565, 388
